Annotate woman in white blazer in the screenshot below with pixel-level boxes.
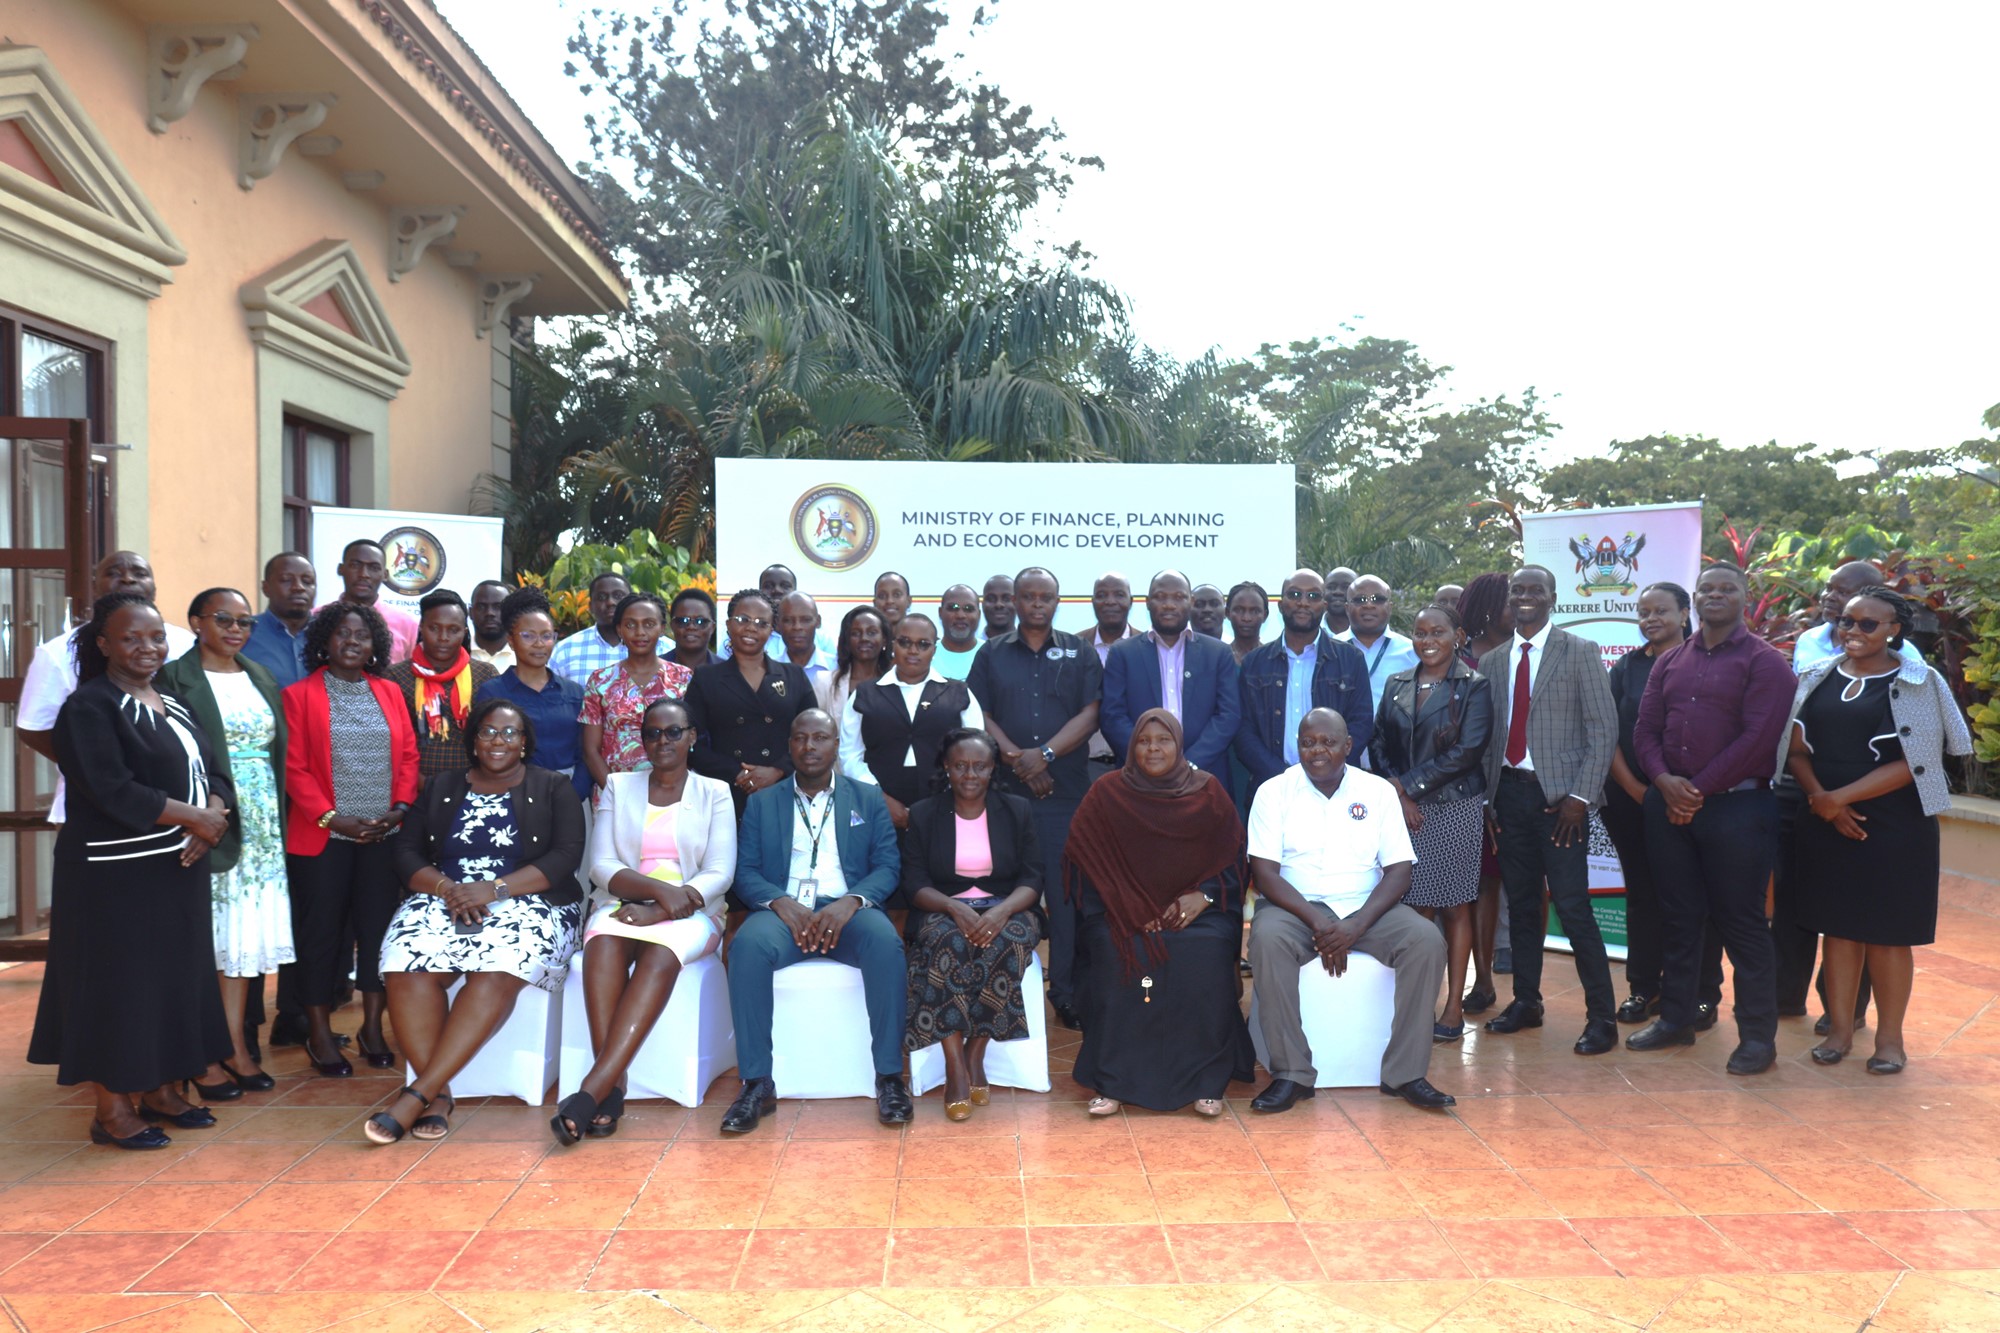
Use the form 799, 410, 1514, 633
553, 699, 735, 1144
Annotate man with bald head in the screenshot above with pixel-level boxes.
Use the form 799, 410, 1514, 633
722, 709, 908, 1133
1321, 566, 1358, 635
775, 591, 836, 694
1236, 568, 1374, 799
934, 583, 983, 679
1791, 561, 1925, 672
1335, 575, 1420, 721
18, 551, 197, 818
1247, 709, 1452, 1111
1101, 569, 1241, 773
1080, 572, 1140, 779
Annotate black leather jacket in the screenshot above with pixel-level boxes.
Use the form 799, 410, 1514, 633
1368, 660, 1494, 805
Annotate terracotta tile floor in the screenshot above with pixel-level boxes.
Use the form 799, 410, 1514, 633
3, 876, 2000, 1330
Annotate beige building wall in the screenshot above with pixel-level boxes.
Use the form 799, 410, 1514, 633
9, 0, 516, 620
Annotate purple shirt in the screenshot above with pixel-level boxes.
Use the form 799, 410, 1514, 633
1632, 622, 1795, 794
1150, 630, 1187, 721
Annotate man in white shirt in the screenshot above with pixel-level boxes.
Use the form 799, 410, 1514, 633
467, 579, 516, 670
18, 550, 196, 823
1245, 708, 1451, 1112
1333, 574, 1420, 719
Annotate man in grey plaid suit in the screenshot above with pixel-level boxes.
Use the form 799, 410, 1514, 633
1478, 566, 1621, 1057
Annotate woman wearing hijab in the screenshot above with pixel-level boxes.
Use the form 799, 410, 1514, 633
1063, 709, 1255, 1116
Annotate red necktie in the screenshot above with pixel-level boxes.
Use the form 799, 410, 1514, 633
1504, 642, 1533, 766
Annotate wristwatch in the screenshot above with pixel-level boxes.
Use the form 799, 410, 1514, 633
1039, 745, 1056, 765
317, 810, 336, 830
492, 878, 511, 901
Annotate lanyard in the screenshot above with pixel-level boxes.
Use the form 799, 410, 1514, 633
1361, 635, 1391, 677
792, 784, 836, 875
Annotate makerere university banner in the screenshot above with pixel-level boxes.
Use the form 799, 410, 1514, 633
715, 459, 1296, 631
1519, 501, 1704, 958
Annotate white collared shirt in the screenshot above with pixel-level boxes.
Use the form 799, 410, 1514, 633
838, 667, 984, 785
1247, 763, 1416, 914
785, 776, 850, 902
1500, 620, 1556, 772
1334, 627, 1421, 712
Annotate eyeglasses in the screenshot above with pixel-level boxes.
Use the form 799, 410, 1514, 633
945, 761, 995, 778
672, 615, 712, 628
942, 602, 977, 613
1348, 594, 1390, 606
641, 724, 692, 743
1834, 615, 1894, 634
727, 615, 770, 630
513, 631, 558, 645
894, 637, 935, 651
477, 725, 523, 741
200, 612, 255, 630
1280, 589, 1324, 603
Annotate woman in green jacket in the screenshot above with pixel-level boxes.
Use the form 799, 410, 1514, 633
160, 588, 292, 1096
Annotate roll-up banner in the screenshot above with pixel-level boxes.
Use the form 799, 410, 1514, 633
1517, 501, 1705, 959
713, 459, 1297, 631
308, 506, 506, 623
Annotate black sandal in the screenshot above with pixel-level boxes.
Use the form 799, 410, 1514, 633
587, 1087, 625, 1139
411, 1092, 455, 1141
552, 1091, 596, 1146
364, 1086, 429, 1145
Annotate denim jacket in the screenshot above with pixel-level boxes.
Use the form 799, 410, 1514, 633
1234, 630, 1374, 793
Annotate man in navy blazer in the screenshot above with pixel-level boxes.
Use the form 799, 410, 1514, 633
1235, 568, 1375, 797
1101, 570, 1242, 771
722, 709, 909, 1133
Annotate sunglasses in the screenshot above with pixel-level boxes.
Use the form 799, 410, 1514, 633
894, 637, 935, 651
941, 602, 977, 613
1348, 594, 1390, 606
641, 724, 692, 743
1280, 589, 1324, 603
1834, 615, 1895, 634
200, 612, 255, 631
671, 615, 711, 628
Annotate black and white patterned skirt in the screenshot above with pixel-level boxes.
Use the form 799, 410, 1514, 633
378, 893, 582, 993
1403, 796, 1485, 909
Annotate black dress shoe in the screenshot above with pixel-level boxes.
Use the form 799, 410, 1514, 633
1726, 1040, 1777, 1076
1625, 1019, 1696, 1051
1574, 1019, 1618, 1056
1692, 1004, 1720, 1032
1483, 1000, 1544, 1034
720, 1077, 777, 1134
875, 1074, 914, 1125
1250, 1079, 1315, 1113
1053, 1003, 1083, 1032
139, 1101, 217, 1129
1615, 993, 1659, 1023
1460, 985, 1497, 1017
1380, 1078, 1456, 1110
90, 1121, 170, 1150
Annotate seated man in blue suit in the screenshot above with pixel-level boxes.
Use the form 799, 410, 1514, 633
1235, 568, 1375, 800
722, 709, 909, 1133
1101, 570, 1242, 771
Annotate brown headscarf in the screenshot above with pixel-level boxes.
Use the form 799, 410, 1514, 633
1061, 709, 1246, 980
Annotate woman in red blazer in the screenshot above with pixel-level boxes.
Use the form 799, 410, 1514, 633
282, 603, 420, 1077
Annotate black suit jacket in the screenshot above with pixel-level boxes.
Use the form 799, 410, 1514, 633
898, 790, 1045, 930
685, 656, 817, 802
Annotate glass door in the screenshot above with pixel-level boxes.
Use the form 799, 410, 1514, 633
0, 415, 93, 941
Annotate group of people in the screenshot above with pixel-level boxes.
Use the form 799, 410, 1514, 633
23, 537, 1971, 1150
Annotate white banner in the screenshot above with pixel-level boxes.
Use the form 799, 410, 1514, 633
714, 460, 1297, 630
1518, 501, 1703, 952
308, 506, 506, 621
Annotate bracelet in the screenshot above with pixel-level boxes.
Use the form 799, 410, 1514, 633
317, 810, 337, 830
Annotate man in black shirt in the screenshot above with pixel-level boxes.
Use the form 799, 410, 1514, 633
967, 567, 1102, 1027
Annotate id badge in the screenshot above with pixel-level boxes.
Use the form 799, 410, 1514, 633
797, 878, 818, 900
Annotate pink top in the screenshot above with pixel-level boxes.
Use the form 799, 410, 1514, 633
952, 811, 994, 898
639, 802, 682, 882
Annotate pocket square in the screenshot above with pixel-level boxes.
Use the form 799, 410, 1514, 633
849, 810, 866, 826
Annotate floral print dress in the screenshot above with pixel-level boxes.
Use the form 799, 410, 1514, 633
579, 660, 693, 779
208, 671, 295, 977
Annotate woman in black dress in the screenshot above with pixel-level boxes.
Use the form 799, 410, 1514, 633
1370, 603, 1493, 1041
1064, 709, 1254, 1116
839, 613, 983, 831
685, 590, 816, 815
901, 729, 1042, 1121
1787, 586, 1973, 1074
29, 595, 233, 1148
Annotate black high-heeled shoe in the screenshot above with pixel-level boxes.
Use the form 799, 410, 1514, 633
220, 1060, 276, 1092
188, 1072, 244, 1102
306, 1036, 353, 1079
139, 1095, 217, 1129
587, 1087, 624, 1139
551, 1091, 596, 1146
352, 1031, 396, 1070
91, 1121, 170, 1150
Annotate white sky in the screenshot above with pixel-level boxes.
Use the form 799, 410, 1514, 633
437, 0, 2000, 465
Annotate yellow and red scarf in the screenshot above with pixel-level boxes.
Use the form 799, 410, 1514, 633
408, 647, 474, 740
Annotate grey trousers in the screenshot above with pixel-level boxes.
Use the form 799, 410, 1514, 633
1248, 900, 1444, 1088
